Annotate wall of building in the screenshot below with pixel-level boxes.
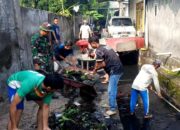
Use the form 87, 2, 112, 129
0, 0, 22, 97
146, 0, 180, 58
0, 0, 73, 113
129, 0, 144, 31
20, 7, 74, 70
129, 0, 144, 20
129, 0, 137, 21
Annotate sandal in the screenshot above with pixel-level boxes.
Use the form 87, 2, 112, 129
144, 114, 153, 119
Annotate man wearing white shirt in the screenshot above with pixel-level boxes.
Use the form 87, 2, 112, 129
130, 60, 162, 118
79, 20, 92, 40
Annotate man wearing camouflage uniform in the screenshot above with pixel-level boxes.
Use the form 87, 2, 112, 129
31, 22, 53, 74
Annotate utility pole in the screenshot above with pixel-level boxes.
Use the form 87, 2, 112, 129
34, 0, 39, 8
117, 0, 123, 16
47, 0, 49, 11
73, 5, 80, 39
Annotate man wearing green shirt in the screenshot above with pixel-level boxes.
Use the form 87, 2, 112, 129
7, 70, 64, 130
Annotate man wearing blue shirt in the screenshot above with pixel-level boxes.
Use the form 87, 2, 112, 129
51, 17, 61, 48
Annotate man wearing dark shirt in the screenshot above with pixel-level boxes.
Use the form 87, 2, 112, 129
55, 40, 73, 62
89, 36, 123, 116
51, 17, 61, 44
51, 17, 61, 57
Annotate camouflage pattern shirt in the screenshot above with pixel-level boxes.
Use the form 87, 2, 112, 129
31, 33, 53, 73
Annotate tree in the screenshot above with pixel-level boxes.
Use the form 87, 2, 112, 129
20, 0, 40, 8
19, 0, 105, 20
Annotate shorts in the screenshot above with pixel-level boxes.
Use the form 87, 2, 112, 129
8, 86, 24, 110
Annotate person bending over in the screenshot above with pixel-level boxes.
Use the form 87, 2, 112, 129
7, 70, 64, 130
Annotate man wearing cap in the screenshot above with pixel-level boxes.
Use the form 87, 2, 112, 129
130, 60, 163, 119
31, 22, 53, 74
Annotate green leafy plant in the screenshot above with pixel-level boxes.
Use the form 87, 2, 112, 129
20, 0, 105, 20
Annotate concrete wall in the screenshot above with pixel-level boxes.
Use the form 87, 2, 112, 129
21, 7, 74, 70
0, 0, 22, 97
146, 0, 180, 58
48, 13, 74, 41
20, 7, 49, 71
0, 0, 73, 111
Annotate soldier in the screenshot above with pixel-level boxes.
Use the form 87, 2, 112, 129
31, 22, 53, 74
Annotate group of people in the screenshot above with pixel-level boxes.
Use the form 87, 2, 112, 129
31, 18, 74, 75
6, 18, 92, 130
7, 17, 75, 130
88, 37, 162, 118
4, 17, 163, 130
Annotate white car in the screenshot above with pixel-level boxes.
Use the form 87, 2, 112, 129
107, 16, 136, 38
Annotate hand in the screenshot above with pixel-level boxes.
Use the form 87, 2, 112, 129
93, 69, 97, 74
12, 128, 19, 130
157, 92, 163, 98
53, 56, 56, 61
89, 53, 95, 59
55, 40, 59, 44
148, 85, 153, 90
43, 127, 51, 130
64, 58, 67, 62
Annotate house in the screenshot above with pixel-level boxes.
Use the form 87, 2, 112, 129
130, 0, 180, 59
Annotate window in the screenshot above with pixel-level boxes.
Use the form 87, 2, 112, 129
112, 18, 132, 26
155, 3, 158, 16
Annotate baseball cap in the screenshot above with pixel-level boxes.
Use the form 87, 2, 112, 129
153, 59, 161, 66
39, 22, 52, 32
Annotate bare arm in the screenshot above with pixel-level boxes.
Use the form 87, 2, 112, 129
88, 27, 92, 37
10, 93, 22, 129
59, 31, 61, 42
79, 30, 82, 39
59, 55, 66, 61
94, 61, 106, 72
52, 31, 58, 44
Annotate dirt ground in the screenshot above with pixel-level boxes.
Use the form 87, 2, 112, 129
0, 92, 69, 130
